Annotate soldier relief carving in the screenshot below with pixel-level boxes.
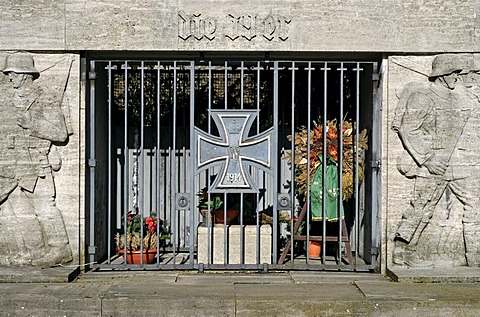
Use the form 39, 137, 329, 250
0, 52, 73, 267
392, 54, 480, 267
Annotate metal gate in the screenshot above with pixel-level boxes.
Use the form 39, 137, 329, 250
87, 58, 380, 271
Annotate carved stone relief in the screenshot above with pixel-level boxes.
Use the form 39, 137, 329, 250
391, 54, 480, 267
178, 11, 290, 42
0, 52, 73, 267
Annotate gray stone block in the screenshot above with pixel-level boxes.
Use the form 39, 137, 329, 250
0, 0, 66, 50
0, 1, 478, 52
197, 225, 271, 265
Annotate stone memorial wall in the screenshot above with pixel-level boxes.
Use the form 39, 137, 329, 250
0, 0, 478, 270
0, 52, 82, 267
385, 54, 480, 268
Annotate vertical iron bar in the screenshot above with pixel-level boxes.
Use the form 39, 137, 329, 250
240, 61, 245, 265
156, 61, 161, 264
207, 61, 213, 266
272, 61, 279, 262
321, 62, 329, 265
306, 62, 312, 264
139, 61, 145, 264
256, 61, 261, 264
224, 61, 228, 109
122, 61, 130, 263
182, 68, 188, 251
172, 61, 178, 266
107, 61, 113, 264
338, 62, 345, 264
354, 62, 361, 267
371, 61, 381, 267
240, 61, 244, 107
190, 61, 196, 264
224, 61, 228, 264
290, 61, 296, 263
88, 60, 96, 267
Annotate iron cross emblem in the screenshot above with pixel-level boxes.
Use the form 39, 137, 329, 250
194, 110, 273, 192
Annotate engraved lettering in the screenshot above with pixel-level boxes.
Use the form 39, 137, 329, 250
178, 11, 217, 41
277, 17, 291, 41
262, 15, 276, 41
225, 14, 240, 41
226, 172, 243, 184
178, 11, 192, 40
178, 11, 291, 42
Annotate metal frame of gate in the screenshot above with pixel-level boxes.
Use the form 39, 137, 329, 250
86, 58, 381, 272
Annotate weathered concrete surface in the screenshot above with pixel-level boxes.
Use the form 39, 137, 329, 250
0, 0, 66, 50
402, 0, 477, 52
0, 0, 478, 52
0, 266, 79, 283
357, 279, 480, 317
387, 267, 480, 283
1, 272, 480, 316
0, 282, 105, 317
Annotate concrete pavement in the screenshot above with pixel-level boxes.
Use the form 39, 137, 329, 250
0, 268, 479, 316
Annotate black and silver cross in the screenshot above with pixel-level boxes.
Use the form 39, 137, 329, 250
194, 110, 273, 193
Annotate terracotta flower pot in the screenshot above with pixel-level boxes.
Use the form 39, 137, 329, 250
118, 249, 157, 264
213, 209, 239, 225
308, 241, 322, 258
199, 209, 213, 224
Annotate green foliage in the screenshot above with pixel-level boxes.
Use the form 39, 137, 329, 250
117, 210, 171, 251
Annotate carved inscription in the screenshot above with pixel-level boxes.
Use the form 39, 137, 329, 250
178, 12, 291, 42
178, 11, 217, 41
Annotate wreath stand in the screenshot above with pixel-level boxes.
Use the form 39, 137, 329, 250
278, 203, 354, 265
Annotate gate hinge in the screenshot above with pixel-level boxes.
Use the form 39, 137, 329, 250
371, 73, 379, 81
88, 71, 97, 80
370, 247, 379, 257
369, 160, 381, 169
88, 159, 97, 167
88, 245, 96, 255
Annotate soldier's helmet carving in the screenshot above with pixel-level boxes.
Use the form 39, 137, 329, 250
2, 52, 40, 79
430, 54, 474, 78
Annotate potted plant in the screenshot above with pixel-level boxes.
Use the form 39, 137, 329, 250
197, 188, 249, 225
116, 210, 170, 264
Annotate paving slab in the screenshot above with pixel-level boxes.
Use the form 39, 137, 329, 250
0, 265, 80, 283
234, 282, 369, 317
103, 283, 236, 317
290, 271, 389, 284
1, 271, 480, 316
387, 266, 480, 283
356, 280, 480, 317
355, 280, 480, 301
79, 271, 179, 283
0, 283, 107, 317
175, 272, 293, 284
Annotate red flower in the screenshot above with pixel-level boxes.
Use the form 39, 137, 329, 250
146, 217, 157, 233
